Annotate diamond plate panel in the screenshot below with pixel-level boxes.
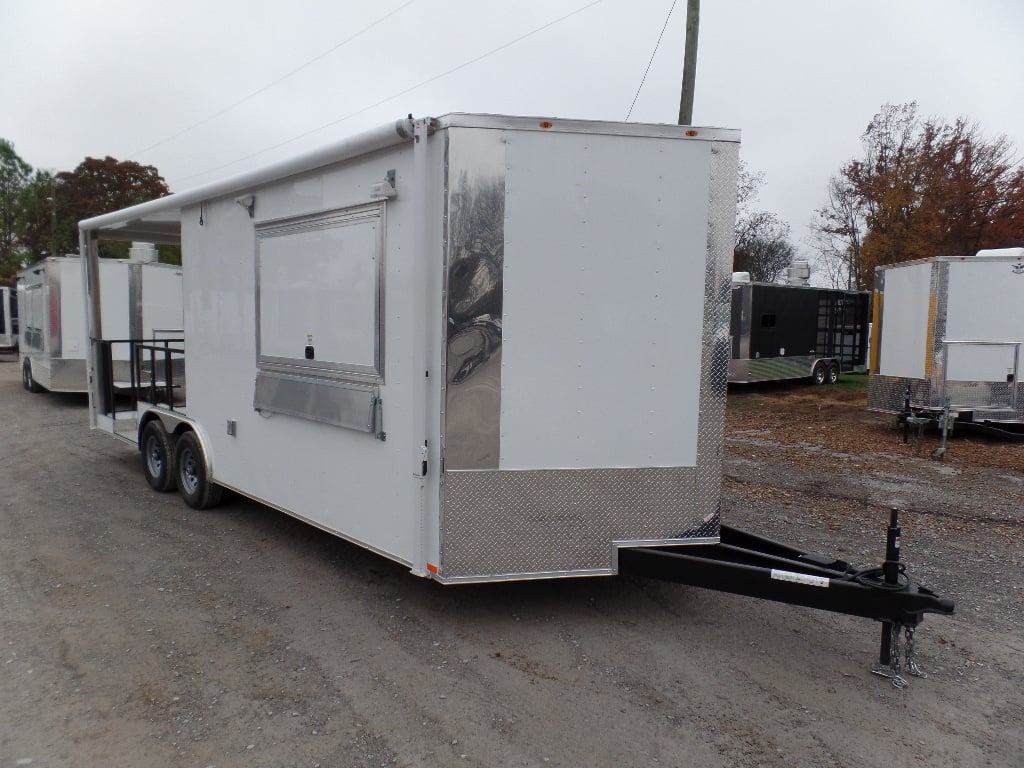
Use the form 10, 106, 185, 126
929, 260, 949, 388
729, 356, 816, 384
696, 141, 738, 519
868, 374, 1024, 420
943, 379, 1016, 414
867, 374, 934, 413
443, 467, 710, 578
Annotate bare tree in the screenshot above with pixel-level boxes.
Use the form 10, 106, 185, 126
734, 161, 797, 282
809, 174, 864, 289
735, 210, 795, 282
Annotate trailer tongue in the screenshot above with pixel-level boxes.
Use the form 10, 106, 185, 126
620, 508, 954, 687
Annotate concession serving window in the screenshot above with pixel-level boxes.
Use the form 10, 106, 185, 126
253, 202, 385, 432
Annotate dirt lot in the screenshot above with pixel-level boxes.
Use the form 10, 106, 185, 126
1, 354, 1021, 768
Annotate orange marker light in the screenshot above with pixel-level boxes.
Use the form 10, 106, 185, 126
685, 130, 699, 137
426, 562, 439, 574
539, 121, 554, 129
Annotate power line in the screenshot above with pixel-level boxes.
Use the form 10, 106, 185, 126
169, 0, 604, 188
130, 0, 420, 158
626, 0, 678, 121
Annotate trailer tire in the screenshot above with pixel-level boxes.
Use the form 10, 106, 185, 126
141, 421, 177, 492
812, 362, 828, 386
827, 361, 840, 384
22, 360, 43, 393
174, 431, 222, 510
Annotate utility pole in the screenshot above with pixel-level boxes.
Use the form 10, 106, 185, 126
678, 0, 700, 125
47, 194, 56, 256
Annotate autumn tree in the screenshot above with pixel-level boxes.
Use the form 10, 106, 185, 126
734, 162, 797, 282
812, 103, 1024, 289
51, 156, 170, 257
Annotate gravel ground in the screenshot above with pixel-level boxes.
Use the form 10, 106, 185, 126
1, 356, 1022, 768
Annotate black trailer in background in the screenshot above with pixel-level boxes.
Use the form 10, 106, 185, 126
729, 281, 870, 384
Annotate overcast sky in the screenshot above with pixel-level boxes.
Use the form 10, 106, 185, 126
3, 0, 1022, 264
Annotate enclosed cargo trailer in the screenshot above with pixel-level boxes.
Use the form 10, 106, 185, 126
17, 249, 182, 393
81, 114, 740, 581
79, 115, 952, 676
0, 286, 16, 351
867, 249, 1024, 434
728, 276, 870, 385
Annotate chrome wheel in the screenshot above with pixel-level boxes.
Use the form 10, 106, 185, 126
173, 431, 222, 509
812, 362, 827, 385
145, 433, 165, 475
178, 444, 200, 496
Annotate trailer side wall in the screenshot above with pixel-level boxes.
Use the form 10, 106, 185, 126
179, 143, 432, 568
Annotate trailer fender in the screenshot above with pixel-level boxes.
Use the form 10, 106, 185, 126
137, 408, 195, 448
22, 357, 44, 393
811, 358, 840, 385
137, 410, 215, 486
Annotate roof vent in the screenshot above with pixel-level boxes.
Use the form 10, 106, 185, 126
785, 260, 810, 285
974, 247, 1024, 259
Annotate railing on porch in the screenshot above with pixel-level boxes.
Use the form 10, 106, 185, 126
94, 331, 185, 420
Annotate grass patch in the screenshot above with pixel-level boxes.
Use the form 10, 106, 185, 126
831, 372, 868, 393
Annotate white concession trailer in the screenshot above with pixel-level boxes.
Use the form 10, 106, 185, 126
17, 250, 183, 393
78, 114, 956, 671
867, 249, 1024, 434
80, 114, 740, 582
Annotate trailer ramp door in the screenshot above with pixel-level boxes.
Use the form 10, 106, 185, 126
440, 124, 737, 581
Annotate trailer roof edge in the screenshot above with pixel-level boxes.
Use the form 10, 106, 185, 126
79, 117, 417, 236
435, 113, 740, 142
79, 113, 740, 241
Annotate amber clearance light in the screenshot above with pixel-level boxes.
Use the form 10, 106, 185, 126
539, 121, 554, 129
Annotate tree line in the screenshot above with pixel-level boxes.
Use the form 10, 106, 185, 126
0, 142, 174, 285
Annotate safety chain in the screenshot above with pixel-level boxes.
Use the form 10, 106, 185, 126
873, 624, 929, 689
889, 624, 908, 689
904, 626, 928, 680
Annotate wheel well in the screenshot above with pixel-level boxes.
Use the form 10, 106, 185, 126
172, 423, 194, 440
138, 414, 157, 452
137, 413, 194, 451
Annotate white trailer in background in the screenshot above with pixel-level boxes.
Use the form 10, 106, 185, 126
79, 114, 740, 582
17, 248, 183, 393
0, 286, 16, 351
867, 249, 1024, 436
